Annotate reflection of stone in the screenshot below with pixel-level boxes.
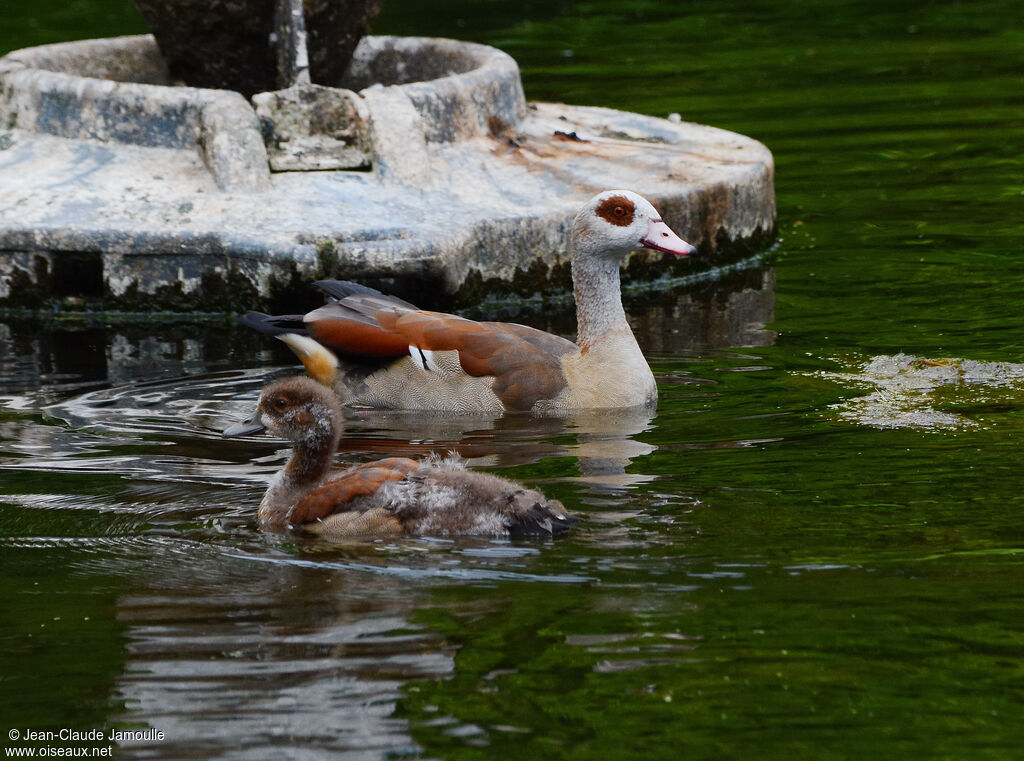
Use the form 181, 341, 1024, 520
0, 265, 772, 398
629, 266, 776, 353
818, 354, 1024, 429
0, 320, 271, 394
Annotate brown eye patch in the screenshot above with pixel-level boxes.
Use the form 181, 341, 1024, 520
595, 195, 635, 227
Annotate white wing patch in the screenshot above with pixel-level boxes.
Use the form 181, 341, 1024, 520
407, 346, 463, 377
408, 345, 432, 371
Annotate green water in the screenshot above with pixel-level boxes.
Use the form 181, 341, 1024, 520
2, 1, 1023, 759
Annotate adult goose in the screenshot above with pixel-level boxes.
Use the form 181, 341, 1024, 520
224, 376, 575, 538
241, 190, 696, 412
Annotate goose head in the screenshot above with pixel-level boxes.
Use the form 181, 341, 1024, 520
571, 190, 697, 262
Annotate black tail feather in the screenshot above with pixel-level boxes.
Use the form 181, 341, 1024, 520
237, 311, 308, 337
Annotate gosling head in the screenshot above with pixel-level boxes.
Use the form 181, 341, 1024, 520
224, 376, 342, 445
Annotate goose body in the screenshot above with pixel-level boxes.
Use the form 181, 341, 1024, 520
224, 376, 575, 538
241, 190, 696, 412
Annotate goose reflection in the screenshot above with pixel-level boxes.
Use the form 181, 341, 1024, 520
334, 403, 657, 492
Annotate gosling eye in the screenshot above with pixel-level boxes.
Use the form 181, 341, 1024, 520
273, 397, 288, 410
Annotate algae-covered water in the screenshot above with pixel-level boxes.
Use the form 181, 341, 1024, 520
2, 1, 1022, 759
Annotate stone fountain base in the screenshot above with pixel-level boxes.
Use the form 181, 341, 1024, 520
0, 34, 774, 311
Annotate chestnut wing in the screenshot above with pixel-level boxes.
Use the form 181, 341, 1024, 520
390, 312, 576, 410
305, 297, 577, 410
289, 457, 419, 524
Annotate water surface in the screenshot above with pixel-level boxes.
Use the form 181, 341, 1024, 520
2, 1, 1023, 759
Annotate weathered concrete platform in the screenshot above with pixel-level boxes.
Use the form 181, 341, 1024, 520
0, 34, 775, 312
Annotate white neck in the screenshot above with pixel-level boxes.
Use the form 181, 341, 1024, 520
571, 246, 632, 351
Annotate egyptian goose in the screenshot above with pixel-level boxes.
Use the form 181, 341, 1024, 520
224, 376, 575, 538
241, 190, 697, 412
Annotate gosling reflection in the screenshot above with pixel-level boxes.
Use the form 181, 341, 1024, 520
107, 546, 450, 757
